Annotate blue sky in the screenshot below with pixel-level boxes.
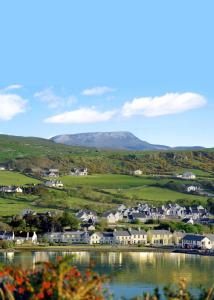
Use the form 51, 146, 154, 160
0, 0, 213, 147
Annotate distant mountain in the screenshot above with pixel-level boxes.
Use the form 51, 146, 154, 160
51, 131, 204, 151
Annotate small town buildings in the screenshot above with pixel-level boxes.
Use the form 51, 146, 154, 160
102, 211, 122, 224
100, 232, 114, 244
45, 180, 64, 188
0, 186, 23, 193
15, 232, 37, 245
0, 231, 14, 240
129, 212, 148, 223
129, 228, 147, 245
76, 210, 97, 222
70, 168, 88, 176
182, 234, 212, 250
42, 169, 59, 177
114, 230, 132, 245
87, 232, 103, 244
44, 231, 88, 244
147, 230, 173, 246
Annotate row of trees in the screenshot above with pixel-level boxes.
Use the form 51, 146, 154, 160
1, 211, 80, 233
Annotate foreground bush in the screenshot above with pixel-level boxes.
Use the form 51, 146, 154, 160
0, 258, 214, 300
0, 257, 106, 300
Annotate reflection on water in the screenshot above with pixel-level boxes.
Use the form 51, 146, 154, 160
0, 251, 213, 298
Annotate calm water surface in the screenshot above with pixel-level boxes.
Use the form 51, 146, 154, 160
0, 251, 213, 299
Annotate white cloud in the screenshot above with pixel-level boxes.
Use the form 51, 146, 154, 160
34, 88, 63, 108
0, 94, 27, 121
81, 86, 116, 96
122, 92, 206, 117
34, 88, 77, 108
4, 84, 22, 91
44, 107, 116, 124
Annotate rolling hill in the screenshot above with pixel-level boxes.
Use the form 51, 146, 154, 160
0, 134, 213, 175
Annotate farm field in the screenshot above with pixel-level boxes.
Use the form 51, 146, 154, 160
0, 171, 212, 216
107, 186, 208, 204
0, 195, 55, 216
0, 171, 40, 186
61, 174, 164, 189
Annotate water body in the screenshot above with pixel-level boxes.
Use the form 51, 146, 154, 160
0, 251, 213, 299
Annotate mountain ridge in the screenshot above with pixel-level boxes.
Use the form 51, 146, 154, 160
50, 131, 205, 151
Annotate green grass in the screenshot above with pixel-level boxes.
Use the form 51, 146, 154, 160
0, 172, 211, 216
114, 186, 208, 203
0, 195, 56, 216
0, 171, 40, 186
60, 174, 156, 189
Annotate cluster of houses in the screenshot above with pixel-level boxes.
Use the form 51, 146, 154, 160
0, 231, 37, 245
42, 229, 214, 250
0, 186, 23, 193
1, 228, 213, 250
88, 203, 209, 225
26, 167, 88, 178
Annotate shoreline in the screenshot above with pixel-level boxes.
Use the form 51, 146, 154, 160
1, 245, 214, 256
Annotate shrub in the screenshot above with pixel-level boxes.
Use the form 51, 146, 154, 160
0, 256, 106, 300
0, 240, 14, 249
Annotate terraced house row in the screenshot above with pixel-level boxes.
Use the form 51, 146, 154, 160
43, 229, 214, 249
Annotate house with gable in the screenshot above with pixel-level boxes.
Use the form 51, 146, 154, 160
182, 234, 212, 250
129, 228, 147, 244
147, 230, 173, 246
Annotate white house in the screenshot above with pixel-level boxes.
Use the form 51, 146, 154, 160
113, 230, 132, 245
147, 230, 173, 246
14, 187, 23, 193
129, 228, 147, 244
70, 168, 88, 176
45, 180, 64, 188
76, 210, 97, 222
182, 172, 196, 180
87, 232, 103, 244
186, 185, 200, 193
102, 211, 122, 224
205, 234, 214, 249
131, 170, 142, 176
182, 234, 212, 250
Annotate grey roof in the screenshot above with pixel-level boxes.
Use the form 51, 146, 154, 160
148, 230, 172, 235
102, 232, 114, 238
205, 234, 214, 242
114, 231, 130, 237
129, 229, 147, 235
182, 234, 207, 242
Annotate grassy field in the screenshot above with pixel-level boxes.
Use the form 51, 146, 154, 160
0, 171, 40, 186
61, 174, 158, 189
0, 172, 212, 216
108, 186, 208, 203
0, 195, 56, 216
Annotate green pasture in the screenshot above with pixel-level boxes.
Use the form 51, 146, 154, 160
0, 171, 40, 186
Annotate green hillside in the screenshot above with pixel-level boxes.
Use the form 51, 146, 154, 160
0, 134, 213, 217
0, 134, 213, 175
0, 171, 40, 186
